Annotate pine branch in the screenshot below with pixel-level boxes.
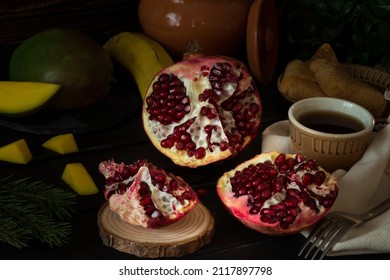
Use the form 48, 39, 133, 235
0, 216, 31, 249
0, 176, 77, 248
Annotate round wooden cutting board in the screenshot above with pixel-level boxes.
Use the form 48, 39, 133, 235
98, 202, 215, 258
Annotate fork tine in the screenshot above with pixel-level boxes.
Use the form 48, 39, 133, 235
310, 221, 344, 260
304, 219, 341, 259
318, 223, 353, 259
298, 198, 390, 260
298, 216, 333, 257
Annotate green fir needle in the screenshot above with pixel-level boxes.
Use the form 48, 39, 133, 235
0, 176, 76, 249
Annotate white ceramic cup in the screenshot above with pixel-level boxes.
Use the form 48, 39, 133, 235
288, 97, 375, 172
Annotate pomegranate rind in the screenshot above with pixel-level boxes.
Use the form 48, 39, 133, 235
216, 151, 338, 235
142, 55, 261, 168
99, 159, 199, 228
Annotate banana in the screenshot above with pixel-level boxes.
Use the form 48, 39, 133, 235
103, 32, 174, 100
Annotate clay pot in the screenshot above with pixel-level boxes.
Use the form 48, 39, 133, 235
138, 0, 252, 60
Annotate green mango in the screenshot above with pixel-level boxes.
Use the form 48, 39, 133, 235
9, 28, 114, 110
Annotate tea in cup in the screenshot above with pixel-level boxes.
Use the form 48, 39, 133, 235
288, 97, 375, 171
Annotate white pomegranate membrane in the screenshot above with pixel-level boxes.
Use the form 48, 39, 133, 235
143, 55, 262, 168
99, 159, 198, 228
217, 152, 338, 235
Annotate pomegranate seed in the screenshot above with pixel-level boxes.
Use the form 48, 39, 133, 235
295, 154, 305, 163
278, 164, 288, 174
302, 173, 314, 185
285, 158, 296, 169
271, 203, 286, 211
182, 191, 195, 200
305, 197, 318, 212
204, 125, 214, 134
276, 210, 286, 219
117, 184, 126, 194
169, 179, 178, 189
284, 196, 298, 207
255, 202, 264, 208
140, 195, 153, 206
185, 142, 196, 151
268, 168, 278, 178
286, 207, 299, 216
260, 208, 276, 217
249, 206, 260, 215
161, 138, 174, 148
232, 103, 243, 113
282, 214, 295, 224
200, 106, 208, 116
219, 141, 229, 151
252, 178, 261, 188
260, 215, 278, 224
274, 153, 286, 166
305, 160, 318, 171
249, 103, 260, 114
259, 172, 269, 181
247, 194, 255, 204
154, 172, 166, 183
256, 182, 269, 192
175, 142, 185, 150
195, 147, 206, 159
144, 205, 156, 216
138, 182, 150, 196
261, 189, 271, 199
320, 197, 335, 208
238, 187, 247, 196
314, 171, 326, 185
180, 133, 192, 143
206, 110, 217, 119
271, 177, 284, 192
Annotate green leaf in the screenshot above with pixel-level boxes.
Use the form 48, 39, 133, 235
281, 0, 390, 70
367, 0, 390, 17
331, 1, 355, 17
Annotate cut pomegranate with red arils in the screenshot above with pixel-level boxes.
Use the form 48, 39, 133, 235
142, 53, 262, 168
98, 159, 199, 228
216, 151, 338, 235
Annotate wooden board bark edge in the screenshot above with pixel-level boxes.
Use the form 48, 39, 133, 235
98, 202, 215, 258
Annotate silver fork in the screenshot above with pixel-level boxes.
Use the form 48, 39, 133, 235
299, 197, 390, 260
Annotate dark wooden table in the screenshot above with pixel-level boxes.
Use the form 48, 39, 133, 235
0, 73, 389, 260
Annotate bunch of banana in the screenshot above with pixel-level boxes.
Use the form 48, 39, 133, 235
103, 32, 174, 100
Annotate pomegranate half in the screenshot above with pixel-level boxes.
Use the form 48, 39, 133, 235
216, 151, 338, 235
99, 159, 198, 228
142, 53, 262, 168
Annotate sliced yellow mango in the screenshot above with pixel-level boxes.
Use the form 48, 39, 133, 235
42, 133, 79, 155
62, 163, 99, 195
0, 139, 32, 164
0, 81, 61, 116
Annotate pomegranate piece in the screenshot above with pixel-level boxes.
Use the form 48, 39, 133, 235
99, 159, 198, 228
142, 54, 262, 168
216, 151, 338, 235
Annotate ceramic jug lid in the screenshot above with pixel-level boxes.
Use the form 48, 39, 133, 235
247, 0, 278, 85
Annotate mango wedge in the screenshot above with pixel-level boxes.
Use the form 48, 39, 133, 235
0, 81, 61, 116
0, 139, 33, 164
62, 163, 99, 195
42, 133, 79, 155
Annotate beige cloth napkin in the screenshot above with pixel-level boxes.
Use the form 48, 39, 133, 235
261, 116, 390, 256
